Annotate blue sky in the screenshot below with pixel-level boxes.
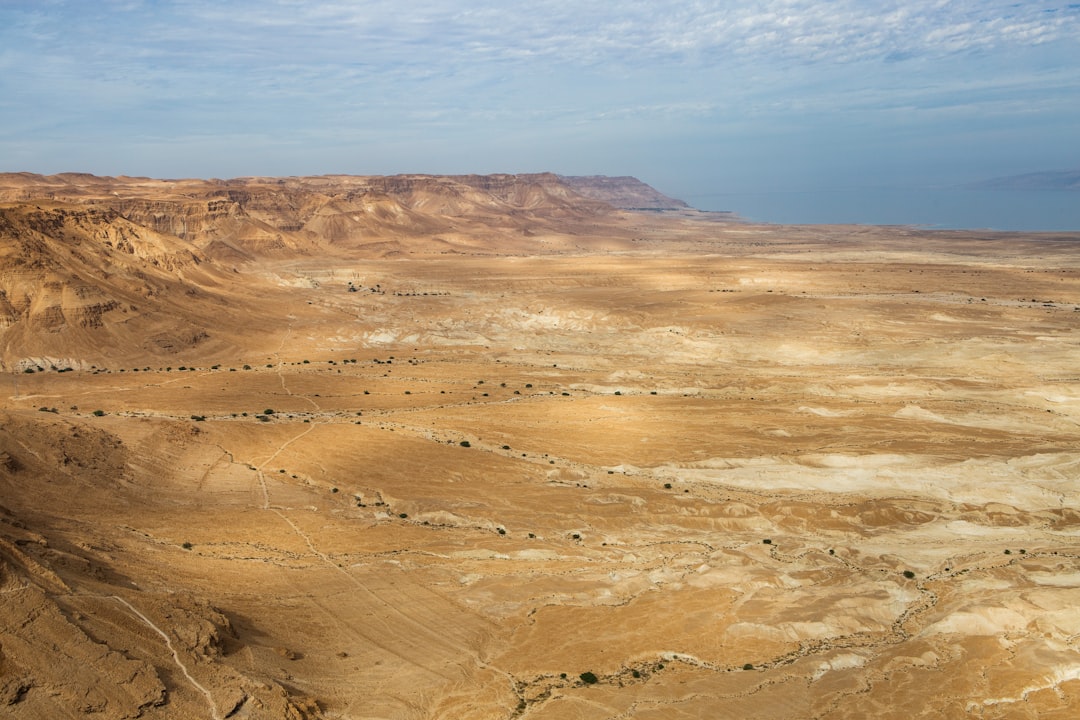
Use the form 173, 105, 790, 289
2, 0, 1078, 201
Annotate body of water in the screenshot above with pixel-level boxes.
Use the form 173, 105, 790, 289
685, 187, 1080, 232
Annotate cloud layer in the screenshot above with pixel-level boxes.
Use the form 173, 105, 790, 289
2, 1, 1078, 190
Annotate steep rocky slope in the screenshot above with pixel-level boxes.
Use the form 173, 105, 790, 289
0, 411, 321, 719
0, 201, 283, 370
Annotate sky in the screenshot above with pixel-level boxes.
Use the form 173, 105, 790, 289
1, 0, 1079, 203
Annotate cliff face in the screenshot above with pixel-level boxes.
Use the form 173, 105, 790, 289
557, 175, 690, 210
0, 172, 655, 260
0, 202, 241, 369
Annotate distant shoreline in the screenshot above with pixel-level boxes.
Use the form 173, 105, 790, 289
685, 186, 1080, 232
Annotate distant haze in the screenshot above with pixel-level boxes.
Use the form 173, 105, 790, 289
2, 1, 1079, 217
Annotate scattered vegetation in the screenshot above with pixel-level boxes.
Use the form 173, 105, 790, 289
579, 671, 598, 685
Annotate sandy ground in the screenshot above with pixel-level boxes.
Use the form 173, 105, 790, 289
2, 216, 1080, 719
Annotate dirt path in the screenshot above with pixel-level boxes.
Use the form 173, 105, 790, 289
275, 323, 321, 411
110, 595, 222, 720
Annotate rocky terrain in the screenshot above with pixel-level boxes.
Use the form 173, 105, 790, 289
1, 172, 1078, 719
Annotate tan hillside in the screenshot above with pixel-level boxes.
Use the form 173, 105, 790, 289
1, 172, 1078, 719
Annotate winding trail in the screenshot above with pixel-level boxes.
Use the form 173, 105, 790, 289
111, 595, 222, 720
274, 323, 321, 411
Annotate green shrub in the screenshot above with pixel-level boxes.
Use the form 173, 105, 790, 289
92, 409, 105, 417
579, 671, 598, 685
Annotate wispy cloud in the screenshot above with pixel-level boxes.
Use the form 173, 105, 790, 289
7, 1, 1078, 78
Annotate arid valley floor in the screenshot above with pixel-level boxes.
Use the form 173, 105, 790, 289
1, 173, 1079, 719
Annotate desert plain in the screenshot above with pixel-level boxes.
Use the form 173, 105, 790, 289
0, 172, 1078, 719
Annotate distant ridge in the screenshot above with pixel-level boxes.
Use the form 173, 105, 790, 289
0, 171, 682, 367
557, 175, 691, 210
968, 170, 1080, 191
